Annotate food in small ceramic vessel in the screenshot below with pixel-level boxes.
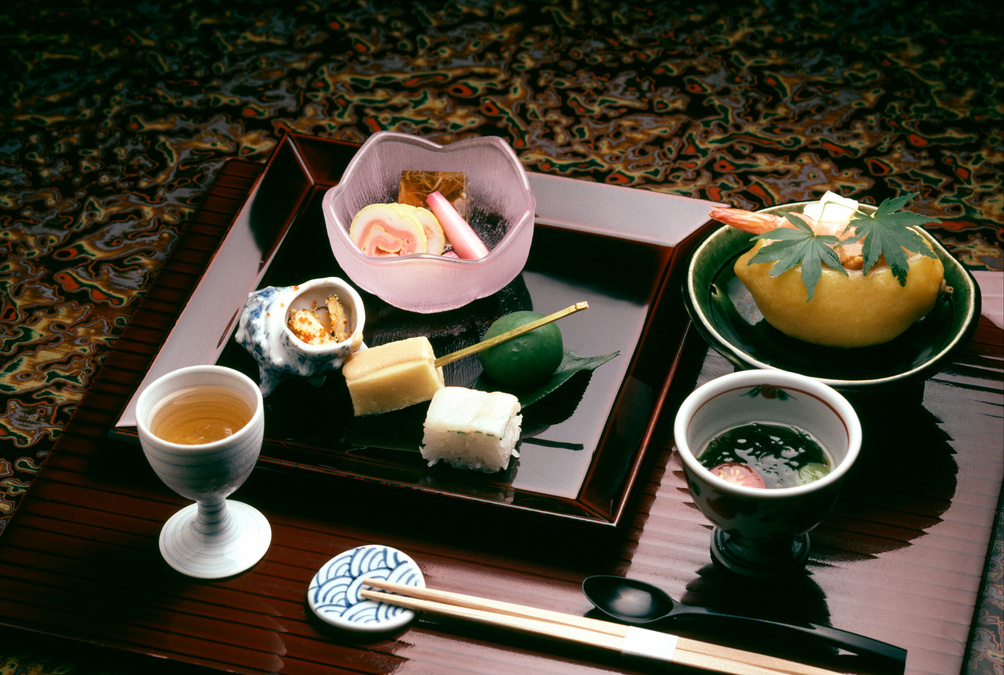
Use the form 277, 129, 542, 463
699, 421, 831, 489
711, 191, 946, 348
235, 277, 365, 396
287, 295, 351, 345
733, 239, 945, 348
323, 131, 535, 313
674, 369, 861, 576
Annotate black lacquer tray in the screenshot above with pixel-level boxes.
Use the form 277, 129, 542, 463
113, 131, 718, 526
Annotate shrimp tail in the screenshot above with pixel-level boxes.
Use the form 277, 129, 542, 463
710, 206, 866, 270
709, 206, 816, 234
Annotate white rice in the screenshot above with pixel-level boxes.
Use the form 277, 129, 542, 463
420, 387, 522, 472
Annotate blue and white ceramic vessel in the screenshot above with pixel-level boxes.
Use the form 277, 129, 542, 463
235, 277, 365, 396
307, 545, 425, 632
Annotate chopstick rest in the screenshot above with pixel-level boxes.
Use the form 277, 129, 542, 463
361, 578, 842, 675
307, 545, 425, 632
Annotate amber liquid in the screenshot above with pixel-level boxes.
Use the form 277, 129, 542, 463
151, 385, 255, 445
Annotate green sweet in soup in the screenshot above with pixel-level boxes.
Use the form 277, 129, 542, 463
700, 422, 832, 489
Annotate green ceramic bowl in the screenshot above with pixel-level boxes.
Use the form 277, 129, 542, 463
684, 202, 982, 391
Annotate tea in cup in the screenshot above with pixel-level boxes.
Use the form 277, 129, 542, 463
136, 365, 271, 578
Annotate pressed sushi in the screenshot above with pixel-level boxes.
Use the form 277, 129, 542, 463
420, 387, 521, 472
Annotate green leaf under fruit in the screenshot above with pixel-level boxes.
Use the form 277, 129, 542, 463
473, 349, 619, 408
844, 192, 939, 285
748, 213, 846, 301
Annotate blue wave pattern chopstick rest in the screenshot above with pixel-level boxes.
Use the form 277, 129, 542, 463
308, 545, 425, 632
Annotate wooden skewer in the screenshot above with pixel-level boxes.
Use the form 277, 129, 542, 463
360, 579, 842, 675
433, 302, 588, 368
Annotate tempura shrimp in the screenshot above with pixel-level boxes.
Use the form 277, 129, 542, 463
709, 206, 864, 270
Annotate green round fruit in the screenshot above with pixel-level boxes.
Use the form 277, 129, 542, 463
479, 311, 564, 389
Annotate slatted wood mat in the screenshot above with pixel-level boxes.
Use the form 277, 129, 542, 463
1, 159, 1001, 675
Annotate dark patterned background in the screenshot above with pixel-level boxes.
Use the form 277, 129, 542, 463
1, 0, 1001, 673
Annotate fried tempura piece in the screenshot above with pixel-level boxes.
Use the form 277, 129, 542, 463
287, 295, 351, 345
326, 295, 349, 343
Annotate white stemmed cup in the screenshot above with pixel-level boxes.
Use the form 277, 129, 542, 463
136, 365, 271, 578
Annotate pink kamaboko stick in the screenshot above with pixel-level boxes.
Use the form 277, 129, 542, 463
426, 190, 490, 259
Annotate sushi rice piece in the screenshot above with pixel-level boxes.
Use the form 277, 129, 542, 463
420, 387, 521, 472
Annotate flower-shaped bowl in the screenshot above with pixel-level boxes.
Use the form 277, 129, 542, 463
322, 131, 535, 314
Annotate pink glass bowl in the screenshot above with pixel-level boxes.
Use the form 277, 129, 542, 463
322, 132, 535, 314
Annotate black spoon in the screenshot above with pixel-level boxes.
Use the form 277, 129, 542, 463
582, 575, 906, 669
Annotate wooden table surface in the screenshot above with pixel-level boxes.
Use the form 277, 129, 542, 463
0, 158, 1001, 675
2, 3, 1002, 674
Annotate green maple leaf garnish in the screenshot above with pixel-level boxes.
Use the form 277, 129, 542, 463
747, 192, 940, 299
748, 212, 846, 301
842, 192, 939, 285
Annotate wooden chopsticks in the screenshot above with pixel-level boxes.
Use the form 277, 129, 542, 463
360, 579, 843, 675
